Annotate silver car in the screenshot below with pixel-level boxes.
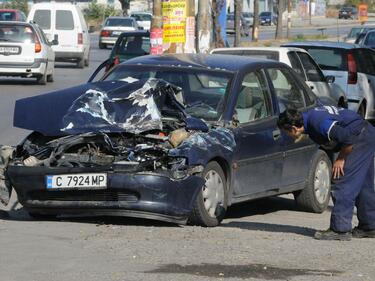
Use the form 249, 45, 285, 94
99, 17, 139, 49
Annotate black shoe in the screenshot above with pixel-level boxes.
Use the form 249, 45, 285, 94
352, 227, 375, 238
314, 229, 352, 241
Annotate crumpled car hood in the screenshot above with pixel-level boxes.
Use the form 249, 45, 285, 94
14, 78, 185, 136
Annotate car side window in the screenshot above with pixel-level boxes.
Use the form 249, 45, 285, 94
287, 52, 305, 80
234, 71, 270, 124
297, 52, 325, 82
355, 49, 375, 75
267, 68, 305, 111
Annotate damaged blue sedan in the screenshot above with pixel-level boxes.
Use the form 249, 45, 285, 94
0, 54, 332, 226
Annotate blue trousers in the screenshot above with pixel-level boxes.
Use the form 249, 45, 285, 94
330, 123, 375, 232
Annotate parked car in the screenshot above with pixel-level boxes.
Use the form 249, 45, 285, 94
283, 41, 375, 119
105, 30, 150, 71
356, 30, 375, 50
210, 47, 347, 107
1, 54, 332, 226
338, 6, 358, 19
259, 11, 277, 26
0, 9, 26, 21
226, 13, 250, 36
99, 17, 139, 49
130, 11, 152, 31
27, 2, 90, 68
343, 25, 375, 43
0, 21, 56, 84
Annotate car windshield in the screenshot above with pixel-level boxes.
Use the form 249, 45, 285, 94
0, 11, 16, 21
347, 27, 364, 38
242, 12, 253, 18
103, 66, 233, 121
131, 14, 151, 21
105, 18, 134, 27
260, 12, 271, 16
115, 35, 150, 56
0, 25, 35, 43
301, 47, 347, 71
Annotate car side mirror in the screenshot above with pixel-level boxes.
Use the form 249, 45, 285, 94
51, 39, 58, 45
326, 75, 335, 83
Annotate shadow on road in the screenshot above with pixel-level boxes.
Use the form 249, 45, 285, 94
0, 78, 38, 86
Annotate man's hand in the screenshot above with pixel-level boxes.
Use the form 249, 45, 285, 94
333, 158, 345, 179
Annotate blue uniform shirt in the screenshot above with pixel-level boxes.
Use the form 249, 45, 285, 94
302, 106, 365, 148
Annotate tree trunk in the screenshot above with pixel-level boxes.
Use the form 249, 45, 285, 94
252, 0, 259, 42
118, 0, 130, 16
275, 0, 284, 39
234, 0, 242, 47
197, 0, 212, 53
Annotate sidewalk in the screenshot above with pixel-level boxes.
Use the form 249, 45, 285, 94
286, 14, 375, 28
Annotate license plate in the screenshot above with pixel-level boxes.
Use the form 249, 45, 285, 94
0, 46, 20, 55
112, 31, 122, 35
46, 173, 107, 190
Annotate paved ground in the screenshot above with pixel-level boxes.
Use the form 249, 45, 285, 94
0, 32, 375, 281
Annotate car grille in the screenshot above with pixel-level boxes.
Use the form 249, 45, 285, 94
27, 190, 139, 203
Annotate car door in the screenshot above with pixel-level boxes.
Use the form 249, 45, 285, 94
32, 9, 53, 41
266, 67, 316, 188
54, 9, 76, 52
231, 69, 284, 199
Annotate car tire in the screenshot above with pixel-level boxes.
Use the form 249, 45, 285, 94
99, 43, 106, 49
28, 212, 57, 220
47, 73, 54, 82
36, 73, 47, 85
189, 161, 227, 227
294, 150, 331, 213
84, 53, 90, 67
77, 58, 84, 69
358, 102, 366, 119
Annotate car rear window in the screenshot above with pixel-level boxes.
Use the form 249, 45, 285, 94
131, 14, 151, 21
0, 25, 36, 43
302, 47, 347, 71
115, 36, 150, 55
105, 18, 134, 27
33, 10, 51, 29
0, 11, 16, 21
56, 10, 74, 30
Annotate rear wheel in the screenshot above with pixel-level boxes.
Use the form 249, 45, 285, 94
358, 102, 366, 119
36, 73, 47, 85
189, 161, 227, 227
77, 58, 84, 68
294, 150, 331, 213
84, 53, 90, 67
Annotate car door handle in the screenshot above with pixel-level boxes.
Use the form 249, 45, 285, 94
272, 129, 281, 140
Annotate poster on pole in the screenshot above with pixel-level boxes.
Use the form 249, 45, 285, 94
162, 0, 187, 43
358, 4, 368, 23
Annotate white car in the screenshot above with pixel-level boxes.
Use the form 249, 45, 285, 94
0, 21, 55, 84
130, 12, 152, 31
99, 17, 139, 49
211, 47, 347, 107
28, 2, 90, 68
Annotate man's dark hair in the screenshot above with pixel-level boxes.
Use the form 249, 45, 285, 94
277, 109, 304, 131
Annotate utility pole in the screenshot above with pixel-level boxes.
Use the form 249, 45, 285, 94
234, 0, 242, 47
150, 0, 163, 54
212, 0, 226, 48
252, 0, 259, 42
309, 0, 312, 25
286, 0, 291, 38
275, 0, 284, 39
197, 0, 212, 53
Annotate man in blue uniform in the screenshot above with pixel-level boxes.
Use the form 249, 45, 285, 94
278, 106, 375, 240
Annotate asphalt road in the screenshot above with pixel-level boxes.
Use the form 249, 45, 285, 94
1, 32, 375, 281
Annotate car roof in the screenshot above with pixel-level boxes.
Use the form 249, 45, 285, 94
123, 53, 283, 73
0, 20, 31, 26
212, 46, 309, 54
284, 41, 361, 49
107, 16, 134, 19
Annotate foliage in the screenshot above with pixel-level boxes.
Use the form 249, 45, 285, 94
85, 0, 120, 21
0, 0, 28, 14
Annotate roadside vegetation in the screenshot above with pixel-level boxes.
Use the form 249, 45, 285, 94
84, 0, 121, 31
0, 0, 28, 14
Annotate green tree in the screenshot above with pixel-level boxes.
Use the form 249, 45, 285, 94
0, 0, 28, 14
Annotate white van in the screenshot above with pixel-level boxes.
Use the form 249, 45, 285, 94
27, 2, 90, 68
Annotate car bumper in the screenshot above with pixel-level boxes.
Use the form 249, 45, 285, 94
54, 48, 85, 61
7, 165, 204, 224
0, 60, 47, 77
99, 36, 118, 45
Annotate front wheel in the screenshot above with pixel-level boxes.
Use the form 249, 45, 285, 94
189, 161, 227, 227
294, 150, 331, 213
358, 102, 366, 119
